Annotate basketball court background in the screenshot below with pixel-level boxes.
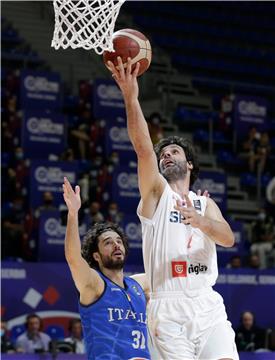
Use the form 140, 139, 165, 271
1, 1, 275, 358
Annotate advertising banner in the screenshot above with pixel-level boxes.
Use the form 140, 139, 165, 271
194, 171, 227, 214
112, 166, 140, 214
214, 268, 275, 329
104, 116, 136, 164
30, 161, 78, 209
1, 262, 78, 334
122, 215, 143, 267
93, 78, 125, 119
234, 95, 269, 135
21, 70, 61, 111
122, 215, 142, 248
39, 211, 89, 262
2, 263, 274, 331
22, 111, 66, 158
217, 220, 246, 267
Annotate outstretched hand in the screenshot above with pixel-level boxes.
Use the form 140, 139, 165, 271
63, 177, 81, 215
174, 194, 202, 228
196, 189, 210, 197
107, 57, 140, 100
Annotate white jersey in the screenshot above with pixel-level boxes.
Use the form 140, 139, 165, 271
138, 183, 218, 296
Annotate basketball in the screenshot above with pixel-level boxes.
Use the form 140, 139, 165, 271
103, 28, 152, 76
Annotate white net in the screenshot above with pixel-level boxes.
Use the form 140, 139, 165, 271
51, 0, 126, 54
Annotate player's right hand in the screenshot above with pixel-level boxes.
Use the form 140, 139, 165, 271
62, 177, 81, 215
107, 57, 140, 100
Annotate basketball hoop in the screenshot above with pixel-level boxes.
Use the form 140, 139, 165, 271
51, 0, 126, 54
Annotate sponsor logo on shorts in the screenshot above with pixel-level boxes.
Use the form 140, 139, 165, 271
171, 261, 187, 277
171, 261, 208, 277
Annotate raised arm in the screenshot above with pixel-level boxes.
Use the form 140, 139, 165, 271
63, 177, 104, 303
108, 58, 166, 218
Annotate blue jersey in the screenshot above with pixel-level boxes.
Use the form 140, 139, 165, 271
79, 271, 150, 360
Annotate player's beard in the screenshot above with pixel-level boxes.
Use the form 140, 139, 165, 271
100, 253, 125, 270
160, 159, 188, 183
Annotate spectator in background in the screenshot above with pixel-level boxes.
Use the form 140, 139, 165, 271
2, 194, 26, 259
226, 255, 242, 269
105, 201, 123, 225
78, 173, 90, 206
256, 132, 271, 173
31, 189, 56, 257
60, 148, 75, 162
147, 112, 164, 145
64, 319, 85, 354
235, 311, 266, 351
12, 146, 24, 164
1, 319, 15, 353
2, 121, 14, 153
34, 192, 57, 219
15, 314, 51, 353
218, 94, 234, 137
109, 152, 120, 167
247, 254, 261, 269
84, 201, 104, 226
250, 208, 275, 268
3, 112, 22, 153
242, 127, 261, 172
13, 147, 29, 189
3, 168, 20, 202
70, 104, 92, 160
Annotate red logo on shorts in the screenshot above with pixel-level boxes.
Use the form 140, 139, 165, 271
171, 261, 187, 277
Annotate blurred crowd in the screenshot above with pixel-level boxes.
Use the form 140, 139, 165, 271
2, 310, 275, 354
1, 314, 85, 354
1, 65, 167, 262
2, 67, 275, 268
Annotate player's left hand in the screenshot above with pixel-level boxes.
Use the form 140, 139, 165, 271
174, 194, 202, 228
63, 177, 81, 216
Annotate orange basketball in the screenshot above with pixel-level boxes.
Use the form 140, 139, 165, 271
103, 29, 152, 76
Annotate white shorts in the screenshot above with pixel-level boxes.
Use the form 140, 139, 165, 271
147, 289, 239, 360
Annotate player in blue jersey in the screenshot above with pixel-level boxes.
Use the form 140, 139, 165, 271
62, 177, 151, 360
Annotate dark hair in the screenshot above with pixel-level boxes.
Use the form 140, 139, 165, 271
81, 222, 129, 270
154, 136, 199, 186
26, 314, 43, 331
240, 311, 255, 323
68, 319, 81, 332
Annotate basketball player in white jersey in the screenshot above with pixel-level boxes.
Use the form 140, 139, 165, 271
108, 57, 239, 360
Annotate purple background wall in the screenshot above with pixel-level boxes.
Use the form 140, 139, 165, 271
2, 262, 275, 330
